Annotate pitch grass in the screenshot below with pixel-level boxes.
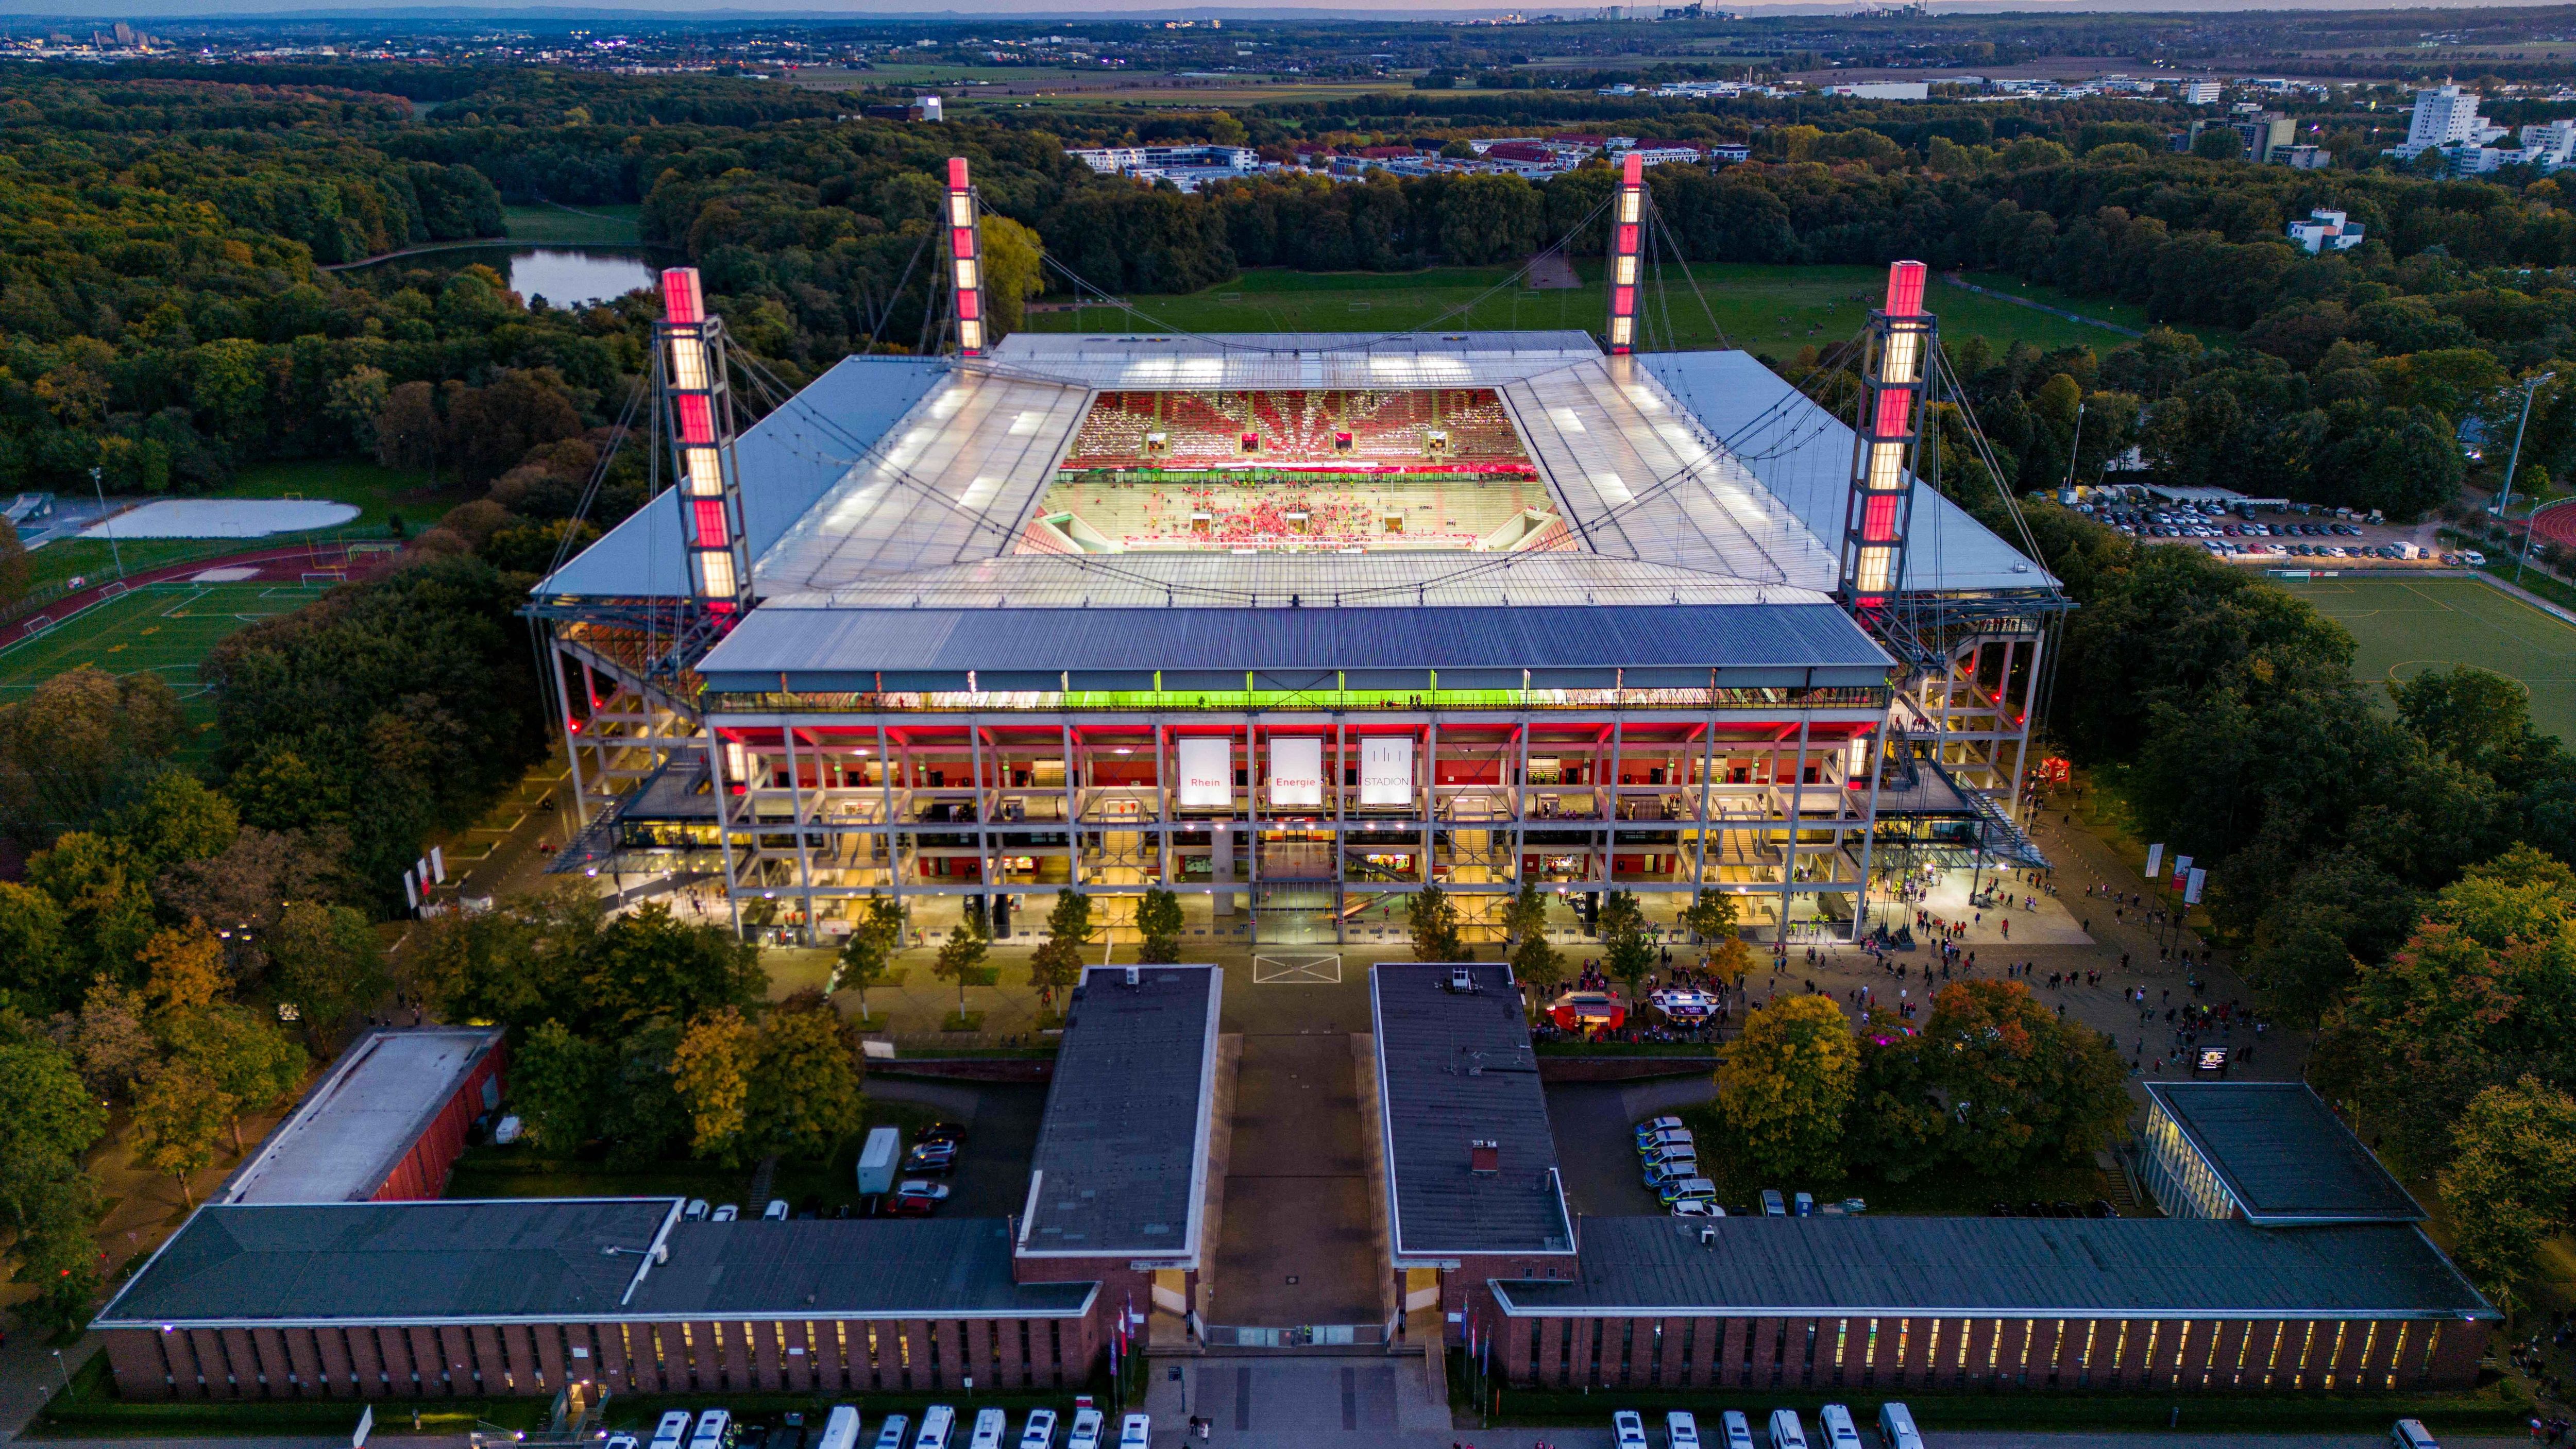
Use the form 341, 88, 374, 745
1025, 263, 2162, 356
2273, 574, 2576, 744
0, 579, 332, 752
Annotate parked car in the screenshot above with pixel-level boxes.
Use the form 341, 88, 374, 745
1612, 1410, 1648, 1449
1658, 1177, 1716, 1207
711, 1203, 740, 1221
905, 1141, 959, 1175
1064, 1410, 1103, 1449
1643, 1158, 1699, 1189
763, 1199, 790, 1220
650, 1411, 695, 1449
1633, 1116, 1685, 1145
1116, 1414, 1149, 1449
1015, 1409, 1057, 1449
1761, 1188, 1787, 1216
1666, 1410, 1701, 1449
889, 1181, 951, 1216
1670, 1198, 1724, 1218
913, 1406, 955, 1449
870, 1419, 909, 1449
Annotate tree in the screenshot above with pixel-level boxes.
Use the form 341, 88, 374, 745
831, 896, 904, 1020
0, 1032, 106, 1332
1680, 889, 1738, 945
26, 831, 158, 983
511, 1019, 613, 1151
599, 1017, 688, 1169
100, 772, 238, 873
747, 994, 862, 1161
583, 902, 767, 1031
669, 1007, 756, 1165
1511, 929, 1564, 1000
138, 920, 228, 1015
0, 881, 75, 1014
980, 214, 1046, 338
265, 901, 387, 1047
1600, 890, 1654, 1001
1135, 886, 1184, 965
1916, 980, 2132, 1172
1029, 889, 1091, 1003
1502, 882, 1551, 945
2438, 1075, 2576, 1310
0, 667, 183, 846
933, 912, 990, 1015
164, 1004, 307, 1153
2192, 127, 2244, 161
1408, 883, 1465, 961
58, 975, 155, 1100
131, 1059, 235, 1206
1718, 995, 1858, 1180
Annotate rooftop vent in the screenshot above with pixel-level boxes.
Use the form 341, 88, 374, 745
1470, 1139, 1501, 1175
1125, 966, 1141, 988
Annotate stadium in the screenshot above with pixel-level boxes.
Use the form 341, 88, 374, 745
530, 157, 2058, 947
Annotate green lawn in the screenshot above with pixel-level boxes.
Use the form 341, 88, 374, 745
1026, 263, 2165, 356
2274, 574, 2576, 743
503, 201, 645, 246
0, 579, 332, 752
1953, 269, 2172, 338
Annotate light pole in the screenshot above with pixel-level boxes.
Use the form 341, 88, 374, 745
2498, 370, 2556, 547
89, 466, 124, 582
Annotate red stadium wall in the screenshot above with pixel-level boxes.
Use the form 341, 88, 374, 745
370, 1037, 506, 1203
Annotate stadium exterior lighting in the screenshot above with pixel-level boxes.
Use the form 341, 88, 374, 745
947, 157, 988, 357
1605, 152, 1645, 355
657, 266, 753, 619
1840, 259, 1933, 612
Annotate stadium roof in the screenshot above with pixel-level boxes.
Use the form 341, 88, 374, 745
221, 1028, 499, 1205
1643, 350, 2058, 596
989, 330, 1608, 390
2146, 1082, 2424, 1225
694, 603, 1894, 695
1018, 965, 1222, 1264
1494, 1216, 2495, 1321
1371, 962, 1575, 1263
537, 355, 948, 599
99, 1201, 1096, 1327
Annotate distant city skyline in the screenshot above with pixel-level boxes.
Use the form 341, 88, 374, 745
3, 0, 2572, 17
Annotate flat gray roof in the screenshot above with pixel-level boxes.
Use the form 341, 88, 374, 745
696, 603, 1894, 695
1495, 1216, 2495, 1321
1372, 962, 1574, 1262
2147, 1082, 2423, 1224
223, 1028, 500, 1205
1018, 965, 1222, 1264
631, 1219, 1094, 1319
97, 1199, 675, 1327
98, 1202, 1098, 1327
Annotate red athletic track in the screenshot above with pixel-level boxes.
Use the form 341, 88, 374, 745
0, 540, 403, 650
2530, 499, 2576, 554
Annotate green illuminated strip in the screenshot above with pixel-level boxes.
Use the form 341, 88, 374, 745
1061, 689, 1524, 710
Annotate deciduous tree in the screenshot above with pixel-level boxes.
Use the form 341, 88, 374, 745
1717, 994, 1857, 1180
1135, 886, 1184, 965
1408, 883, 1464, 962
831, 896, 904, 1019
747, 994, 862, 1161
131, 1059, 234, 1206
669, 1007, 756, 1165
2438, 1075, 2576, 1310
1029, 889, 1091, 1003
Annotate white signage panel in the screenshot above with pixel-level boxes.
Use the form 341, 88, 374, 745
1360, 737, 1415, 806
1176, 737, 1233, 808
1268, 736, 1324, 808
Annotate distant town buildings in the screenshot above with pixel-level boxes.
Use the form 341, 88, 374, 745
1067, 143, 1260, 191
2181, 79, 2222, 105
2286, 209, 2366, 253
1825, 80, 1929, 100
2387, 83, 2576, 172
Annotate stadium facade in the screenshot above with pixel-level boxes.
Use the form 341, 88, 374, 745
531, 159, 2055, 947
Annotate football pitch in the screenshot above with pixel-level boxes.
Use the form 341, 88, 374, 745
2272, 574, 2576, 743
0, 579, 331, 742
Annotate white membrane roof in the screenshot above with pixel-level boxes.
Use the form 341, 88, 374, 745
543, 332, 2048, 621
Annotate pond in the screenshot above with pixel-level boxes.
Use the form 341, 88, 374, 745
503, 247, 658, 308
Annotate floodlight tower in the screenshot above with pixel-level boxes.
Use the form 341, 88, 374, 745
657, 266, 753, 621
946, 157, 989, 357
1604, 151, 1646, 355
1839, 260, 1933, 612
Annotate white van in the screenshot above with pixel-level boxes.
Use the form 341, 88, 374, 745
914, 1406, 956, 1449
1719, 1411, 1755, 1449
967, 1409, 1006, 1449
1116, 1414, 1149, 1448
688, 1410, 734, 1449
1760, 1189, 1787, 1216
1064, 1409, 1104, 1449
1766, 1409, 1808, 1449
1817, 1405, 1862, 1449
816, 1407, 863, 1449
1876, 1403, 1923, 1449
650, 1411, 696, 1449
1016, 1409, 1057, 1449
1612, 1410, 1648, 1448
869, 1418, 908, 1449
2391, 1421, 2439, 1449
1666, 1410, 1701, 1448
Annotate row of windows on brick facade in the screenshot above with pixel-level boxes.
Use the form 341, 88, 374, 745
1518, 1316, 2450, 1392
146, 1318, 1078, 1396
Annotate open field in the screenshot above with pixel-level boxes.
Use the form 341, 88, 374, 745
2274, 574, 2576, 743
0, 578, 333, 749
23, 459, 444, 596
1026, 262, 2172, 355
502, 201, 644, 246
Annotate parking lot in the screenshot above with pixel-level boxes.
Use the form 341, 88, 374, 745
2081, 498, 2461, 567
1545, 1078, 1721, 1219
854, 1077, 1047, 1219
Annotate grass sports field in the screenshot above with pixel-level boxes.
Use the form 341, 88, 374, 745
2273, 574, 2576, 743
0, 578, 331, 753
1024, 263, 2157, 355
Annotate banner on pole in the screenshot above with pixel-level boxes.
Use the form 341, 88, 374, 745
2145, 843, 2164, 878
2184, 867, 2206, 905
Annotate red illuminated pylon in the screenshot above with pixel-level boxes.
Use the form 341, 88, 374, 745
1839, 260, 1933, 610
